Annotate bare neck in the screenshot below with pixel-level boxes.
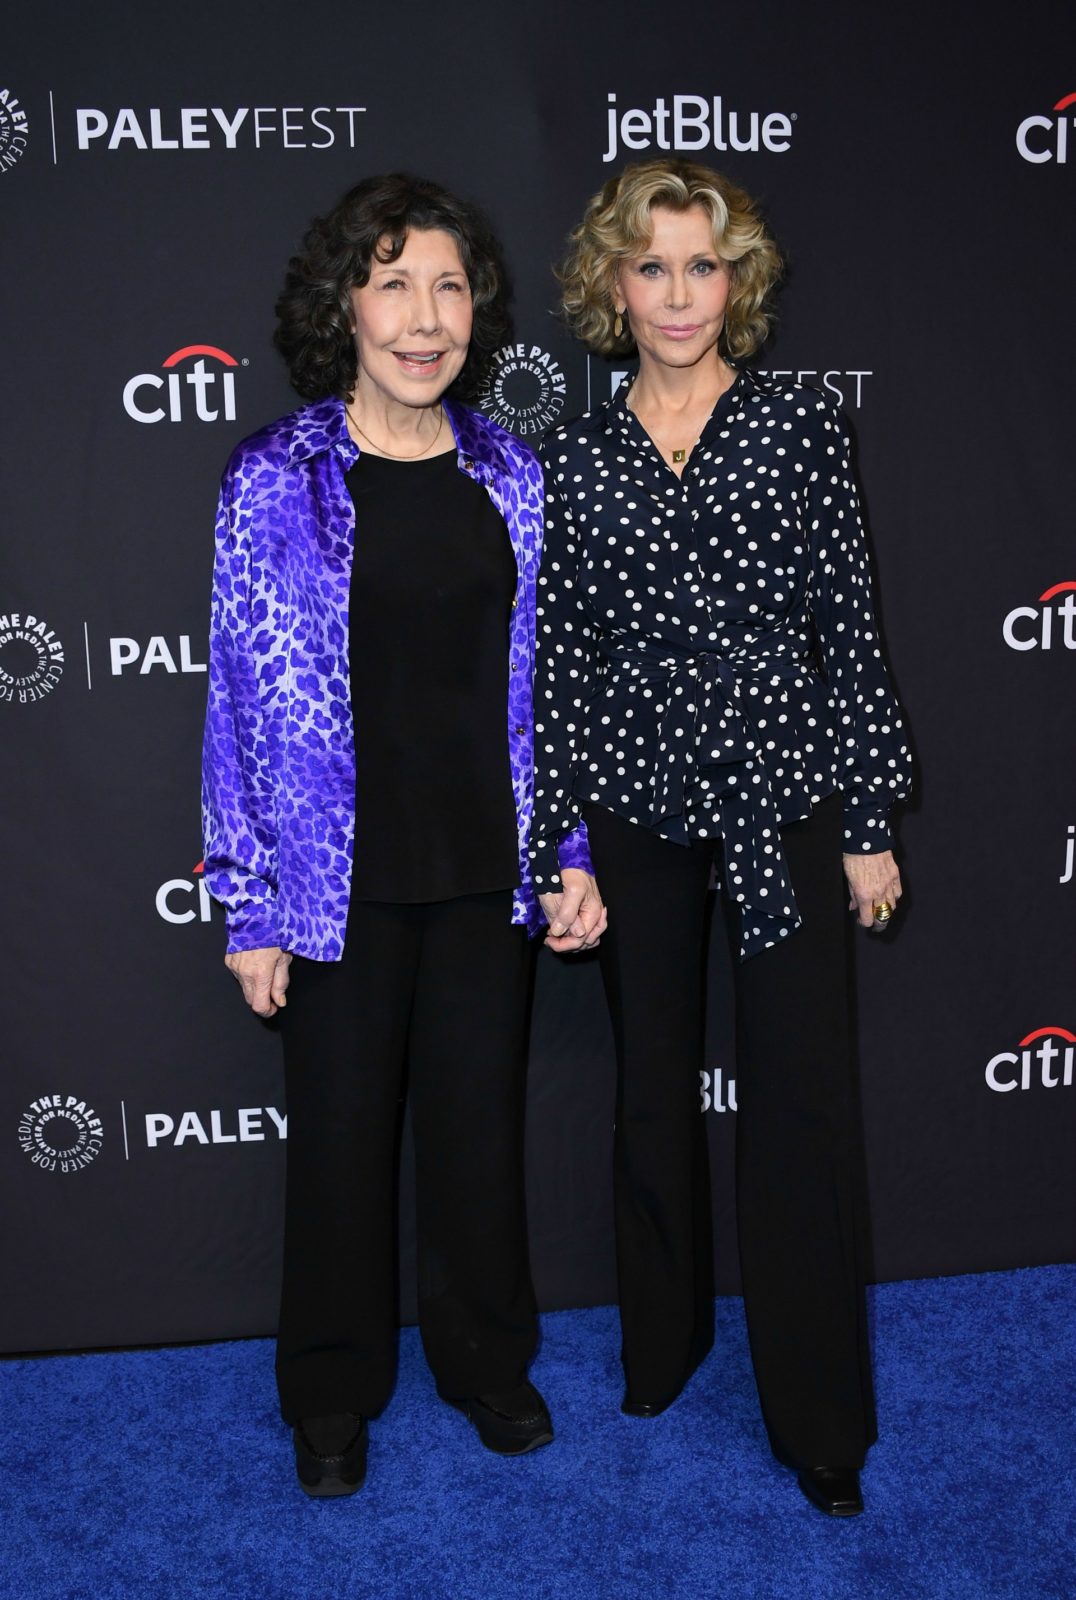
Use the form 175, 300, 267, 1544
628, 354, 737, 422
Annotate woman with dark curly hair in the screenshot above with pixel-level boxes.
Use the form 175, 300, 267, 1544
531, 160, 911, 1517
202, 173, 605, 1497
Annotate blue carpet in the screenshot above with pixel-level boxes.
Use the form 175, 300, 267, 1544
3, 1267, 1074, 1599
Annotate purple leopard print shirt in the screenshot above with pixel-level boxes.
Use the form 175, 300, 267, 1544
201, 394, 592, 958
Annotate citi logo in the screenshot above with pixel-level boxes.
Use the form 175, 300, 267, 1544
985, 1027, 1075, 1093
1002, 581, 1076, 650
123, 344, 240, 424
156, 861, 216, 925
1016, 92, 1076, 164
603, 93, 794, 164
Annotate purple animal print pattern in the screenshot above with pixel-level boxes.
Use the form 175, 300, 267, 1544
202, 394, 592, 958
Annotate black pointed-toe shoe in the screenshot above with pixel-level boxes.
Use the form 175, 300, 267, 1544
620, 1390, 681, 1418
439, 1381, 554, 1455
292, 1413, 368, 1497
795, 1465, 864, 1518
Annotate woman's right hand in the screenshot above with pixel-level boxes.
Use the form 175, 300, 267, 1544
539, 869, 608, 953
224, 946, 292, 1017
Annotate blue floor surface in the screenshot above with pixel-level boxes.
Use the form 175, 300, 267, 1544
3, 1266, 1074, 1599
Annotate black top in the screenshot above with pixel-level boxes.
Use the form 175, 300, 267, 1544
530, 369, 911, 958
346, 448, 520, 903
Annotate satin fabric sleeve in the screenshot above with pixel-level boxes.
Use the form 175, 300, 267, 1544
529, 459, 602, 895
806, 401, 912, 853
200, 454, 283, 951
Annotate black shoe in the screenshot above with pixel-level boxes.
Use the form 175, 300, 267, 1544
440, 1381, 554, 1455
621, 1391, 679, 1418
292, 1413, 368, 1497
795, 1465, 864, 1518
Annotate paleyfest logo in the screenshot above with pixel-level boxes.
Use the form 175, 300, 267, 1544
478, 343, 567, 437
1016, 92, 1076, 164
1002, 580, 1076, 651
123, 344, 241, 424
19, 1095, 104, 1173
73, 102, 366, 153
603, 92, 795, 163
985, 1027, 1075, 1094
0, 86, 29, 174
0, 611, 65, 704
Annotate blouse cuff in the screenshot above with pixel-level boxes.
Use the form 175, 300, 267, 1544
528, 834, 562, 896
557, 819, 594, 878
223, 895, 283, 954
842, 802, 893, 854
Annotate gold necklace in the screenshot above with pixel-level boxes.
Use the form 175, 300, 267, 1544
346, 404, 445, 460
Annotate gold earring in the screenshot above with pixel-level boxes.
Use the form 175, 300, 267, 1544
614, 311, 624, 339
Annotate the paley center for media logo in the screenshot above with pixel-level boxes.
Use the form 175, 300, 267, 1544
1016, 92, 1076, 164
478, 343, 567, 437
0, 86, 29, 174
19, 1095, 104, 1173
603, 92, 795, 163
0, 611, 64, 705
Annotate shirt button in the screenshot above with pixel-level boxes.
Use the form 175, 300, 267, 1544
463, 457, 476, 472
511, 662, 518, 671
515, 725, 525, 735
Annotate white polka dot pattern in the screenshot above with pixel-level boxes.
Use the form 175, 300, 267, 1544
529, 369, 911, 958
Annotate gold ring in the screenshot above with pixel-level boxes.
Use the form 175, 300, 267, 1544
872, 900, 894, 924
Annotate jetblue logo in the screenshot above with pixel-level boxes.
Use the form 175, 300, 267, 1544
603, 92, 794, 164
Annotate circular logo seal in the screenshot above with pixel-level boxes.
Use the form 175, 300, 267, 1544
0, 88, 30, 176
478, 343, 567, 437
0, 612, 65, 705
18, 1096, 104, 1174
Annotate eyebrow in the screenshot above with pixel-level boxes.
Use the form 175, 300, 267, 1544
369, 264, 466, 277
635, 250, 719, 262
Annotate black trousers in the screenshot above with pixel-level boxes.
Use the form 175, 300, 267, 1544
583, 793, 877, 1470
275, 890, 537, 1424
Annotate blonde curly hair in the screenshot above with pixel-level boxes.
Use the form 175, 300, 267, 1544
559, 159, 782, 361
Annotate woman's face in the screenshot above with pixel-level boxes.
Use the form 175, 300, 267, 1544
349, 228, 473, 410
615, 204, 731, 374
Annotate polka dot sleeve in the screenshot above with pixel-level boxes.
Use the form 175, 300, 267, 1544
528, 475, 602, 895
807, 402, 911, 853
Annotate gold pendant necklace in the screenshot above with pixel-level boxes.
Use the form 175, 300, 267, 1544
346, 404, 444, 460
672, 448, 687, 464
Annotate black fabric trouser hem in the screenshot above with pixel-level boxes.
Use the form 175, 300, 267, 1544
583, 793, 877, 1470
274, 889, 537, 1425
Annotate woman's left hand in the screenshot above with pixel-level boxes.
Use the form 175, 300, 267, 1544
843, 849, 903, 932
539, 869, 608, 953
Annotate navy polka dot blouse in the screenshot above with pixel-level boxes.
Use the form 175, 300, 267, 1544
529, 369, 912, 958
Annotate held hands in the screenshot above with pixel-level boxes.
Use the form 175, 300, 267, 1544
539, 868, 609, 953
843, 849, 903, 932
225, 946, 293, 1016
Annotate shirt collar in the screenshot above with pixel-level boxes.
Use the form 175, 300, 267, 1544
602, 363, 757, 442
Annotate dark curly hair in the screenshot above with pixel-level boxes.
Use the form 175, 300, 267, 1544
274, 173, 512, 403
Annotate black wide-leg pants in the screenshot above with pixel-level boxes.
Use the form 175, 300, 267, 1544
583, 793, 877, 1469
274, 890, 537, 1424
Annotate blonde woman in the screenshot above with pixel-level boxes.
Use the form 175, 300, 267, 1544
531, 159, 911, 1517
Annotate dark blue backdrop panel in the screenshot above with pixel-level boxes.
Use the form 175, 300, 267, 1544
3, 0, 1074, 1350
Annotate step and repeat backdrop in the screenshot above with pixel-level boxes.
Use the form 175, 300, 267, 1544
3, 0, 1074, 1351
